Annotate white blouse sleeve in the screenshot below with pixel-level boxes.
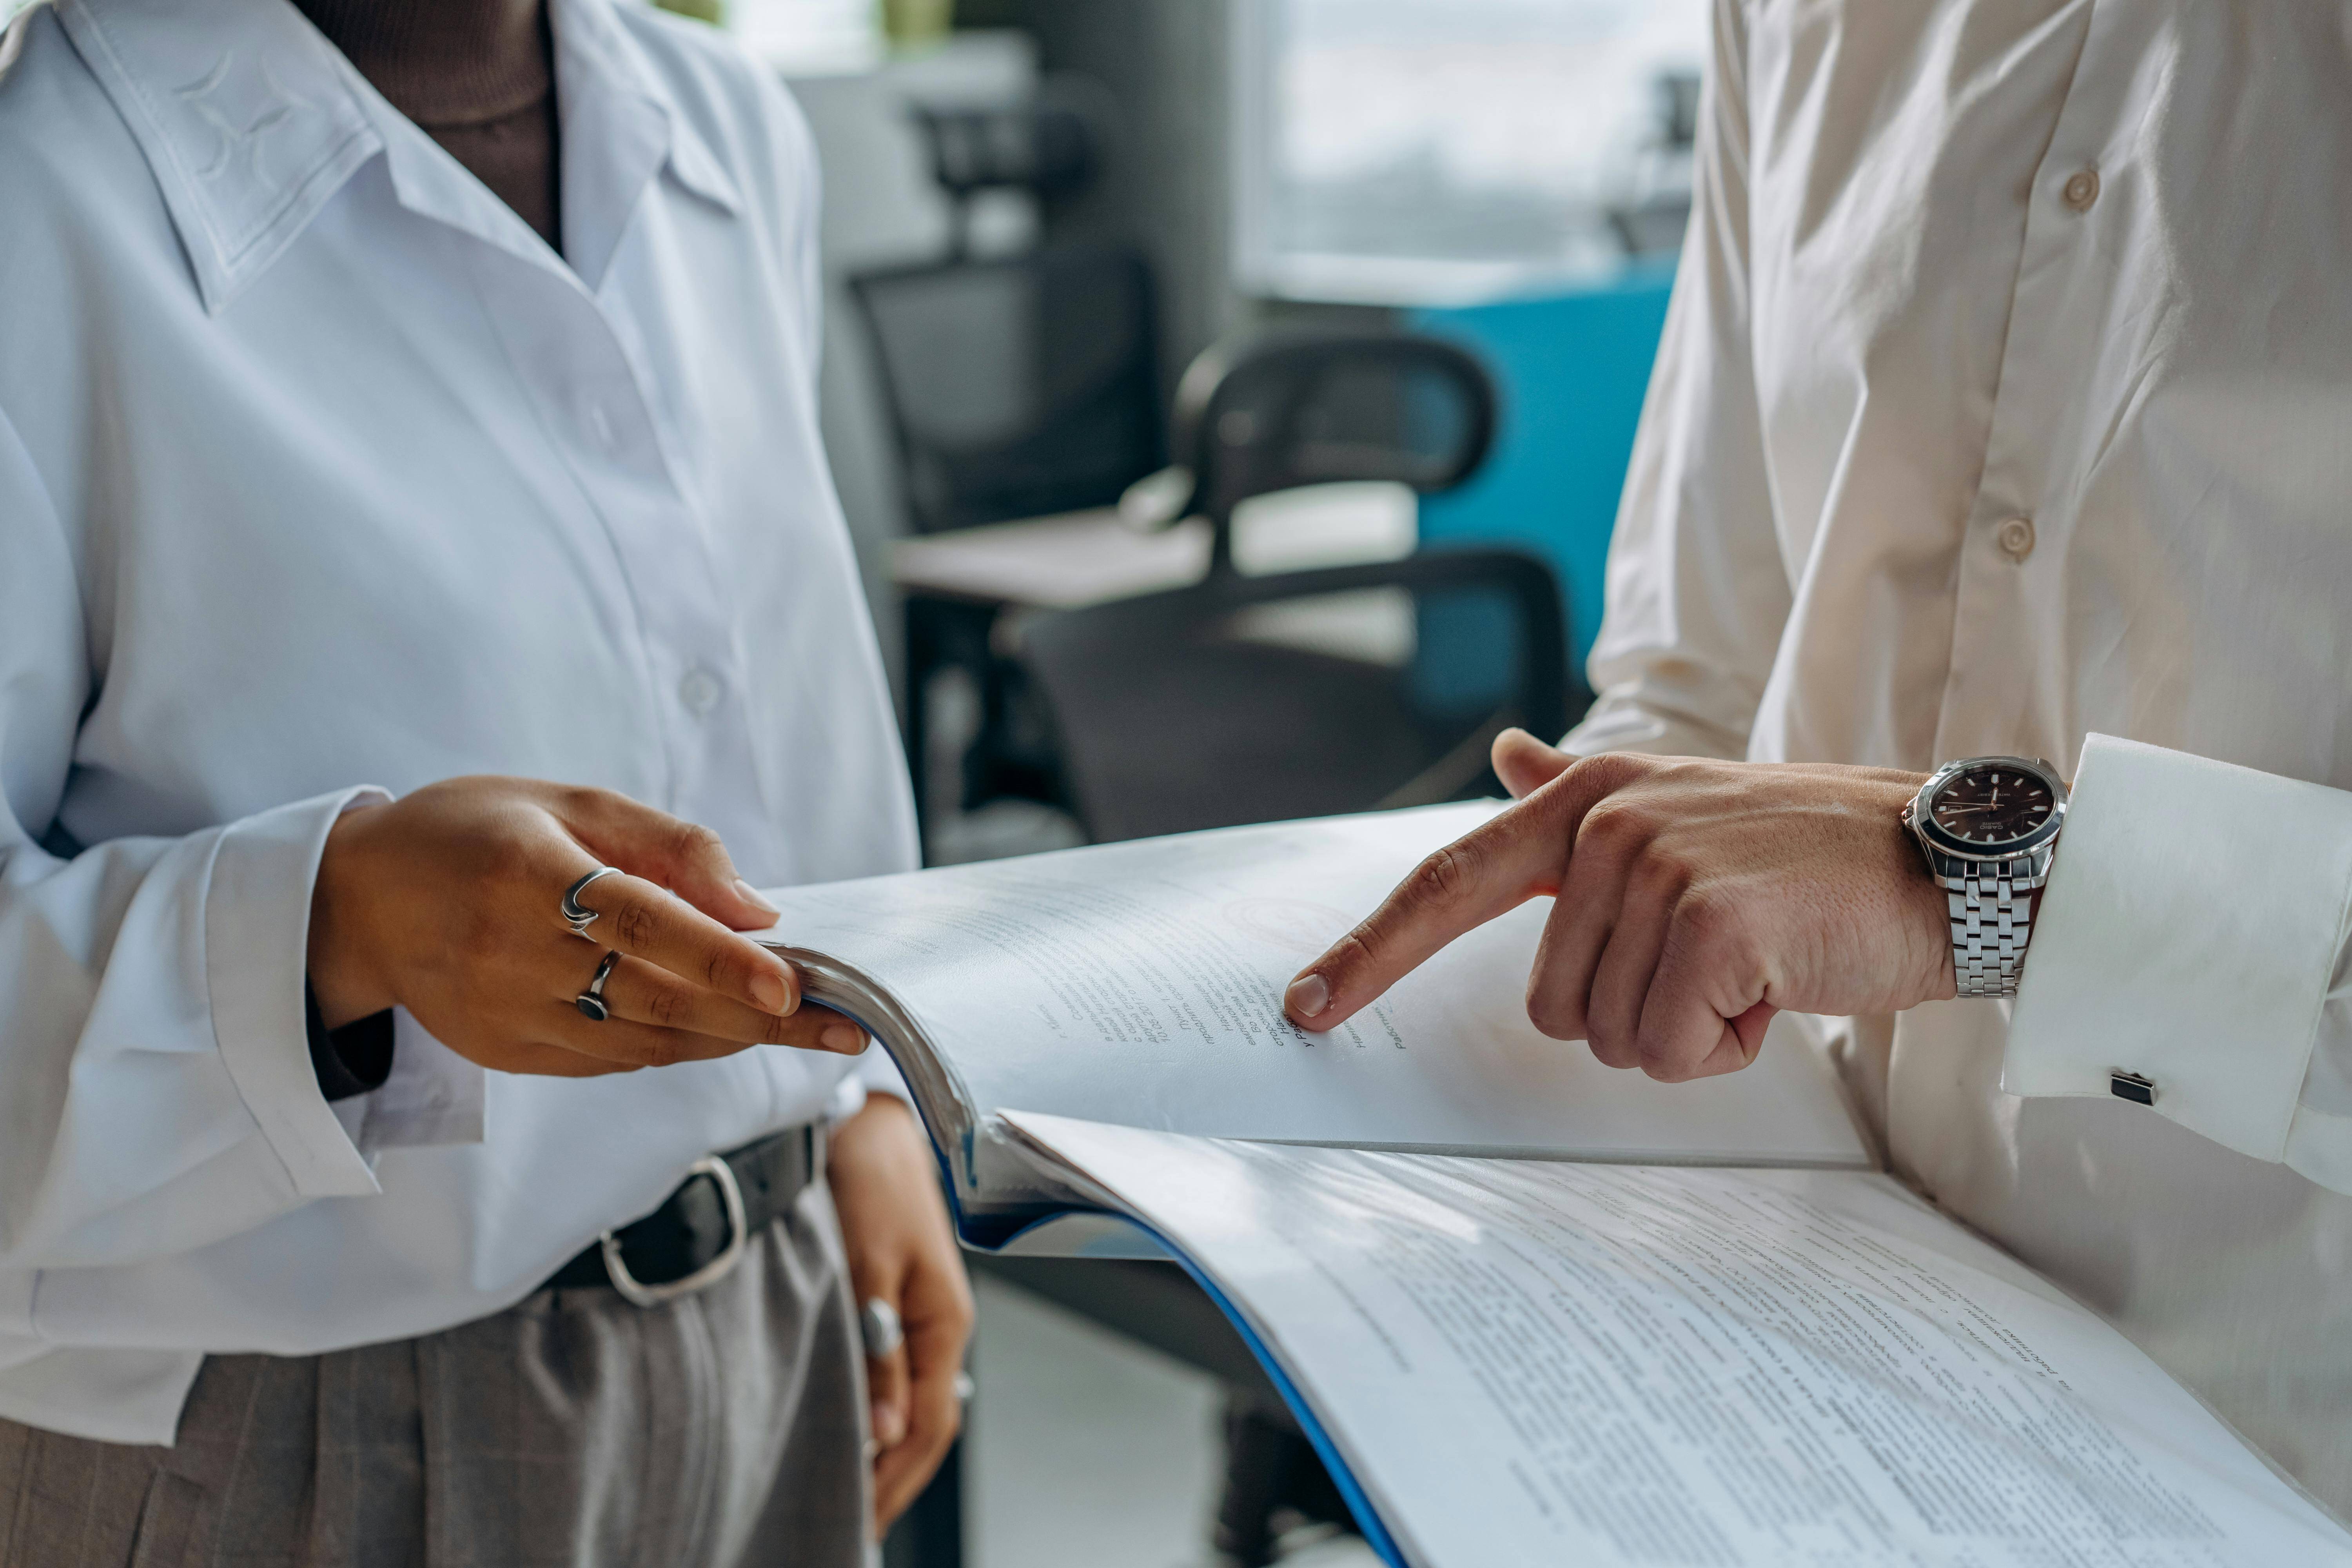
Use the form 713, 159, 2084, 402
2007, 733, 2352, 1197
1562, 0, 1793, 765
0, 407, 381, 1285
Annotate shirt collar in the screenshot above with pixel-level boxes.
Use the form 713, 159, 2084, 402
56, 0, 742, 313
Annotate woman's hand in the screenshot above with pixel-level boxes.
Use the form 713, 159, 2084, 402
1284, 731, 1955, 1082
828, 1094, 973, 1535
307, 776, 867, 1077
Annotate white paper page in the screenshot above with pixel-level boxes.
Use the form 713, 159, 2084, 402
760, 804, 1866, 1167
1008, 1112, 2352, 1568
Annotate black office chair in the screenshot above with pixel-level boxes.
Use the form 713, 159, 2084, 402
857, 90, 1169, 828
911, 94, 1099, 259
853, 244, 1164, 534
1150, 329, 1497, 566
1019, 330, 1575, 842
1022, 548, 1570, 842
852, 89, 1165, 534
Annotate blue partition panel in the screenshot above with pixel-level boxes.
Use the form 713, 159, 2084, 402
1411, 267, 1675, 675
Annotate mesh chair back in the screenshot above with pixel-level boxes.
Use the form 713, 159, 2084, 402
913, 100, 1099, 212
853, 244, 1165, 533
1022, 550, 1572, 843
1166, 333, 1497, 569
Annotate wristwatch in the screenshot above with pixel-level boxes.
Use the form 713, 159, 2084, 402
1902, 755, 2069, 998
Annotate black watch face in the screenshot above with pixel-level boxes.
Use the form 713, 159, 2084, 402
1929, 764, 2057, 848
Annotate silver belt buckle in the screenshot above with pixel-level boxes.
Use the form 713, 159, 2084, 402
599, 1154, 748, 1309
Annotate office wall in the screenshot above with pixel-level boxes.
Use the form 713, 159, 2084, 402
1414, 272, 1675, 675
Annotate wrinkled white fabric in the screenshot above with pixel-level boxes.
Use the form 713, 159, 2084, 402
1566, 0, 2352, 1513
0, 0, 915, 1443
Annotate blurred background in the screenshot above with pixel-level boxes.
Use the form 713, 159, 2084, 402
744, 4, 1706, 1563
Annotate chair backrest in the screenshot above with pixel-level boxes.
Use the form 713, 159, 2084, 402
911, 89, 1105, 259
1159, 332, 1499, 571
852, 244, 1165, 533
1020, 548, 1575, 844
915, 98, 1097, 200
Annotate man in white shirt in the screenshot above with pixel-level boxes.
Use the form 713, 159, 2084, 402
0, 0, 967, 1558
1287, 0, 2352, 1517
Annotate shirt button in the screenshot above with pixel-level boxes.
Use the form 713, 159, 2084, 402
678, 668, 722, 715
2062, 168, 2100, 211
584, 402, 616, 449
1996, 516, 2036, 561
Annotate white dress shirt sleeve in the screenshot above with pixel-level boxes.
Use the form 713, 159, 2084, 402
1561, 0, 1793, 764
0, 408, 381, 1283
2008, 733, 2352, 1196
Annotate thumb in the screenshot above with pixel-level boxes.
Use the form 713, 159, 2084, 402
1493, 727, 1575, 799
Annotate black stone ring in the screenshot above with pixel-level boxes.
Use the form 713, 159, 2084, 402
575, 949, 622, 1021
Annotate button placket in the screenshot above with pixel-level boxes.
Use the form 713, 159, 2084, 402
1927, 12, 2133, 764
507, 285, 744, 808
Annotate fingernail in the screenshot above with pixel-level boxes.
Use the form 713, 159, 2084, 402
871, 1402, 906, 1447
823, 1022, 864, 1052
734, 878, 780, 917
752, 971, 794, 1015
1285, 972, 1328, 1020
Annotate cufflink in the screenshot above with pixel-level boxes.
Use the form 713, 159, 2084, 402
2109, 1070, 2156, 1106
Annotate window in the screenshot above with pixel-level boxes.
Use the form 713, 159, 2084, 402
1233, 0, 1706, 304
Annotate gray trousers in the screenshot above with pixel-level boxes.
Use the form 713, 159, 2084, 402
0, 1181, 873, 1568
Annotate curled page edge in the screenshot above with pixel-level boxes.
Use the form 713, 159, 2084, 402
991, 1112, 1412, 1568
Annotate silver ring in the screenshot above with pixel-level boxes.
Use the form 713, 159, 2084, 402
575, 949, 621, 1021
562, 866, 621, 939
860, 1296, 904, 1359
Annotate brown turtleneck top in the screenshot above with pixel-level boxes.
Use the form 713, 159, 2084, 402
295, 0, 563, 251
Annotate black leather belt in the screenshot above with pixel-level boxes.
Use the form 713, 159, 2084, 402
545, 1123, 827, 1306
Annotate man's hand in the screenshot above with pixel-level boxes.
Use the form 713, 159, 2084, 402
828, 1094, 973, 1535
307, 777, 869, 1076
1283, 731, 1955, 1082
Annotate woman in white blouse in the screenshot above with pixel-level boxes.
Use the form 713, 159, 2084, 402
0, 0, 966, 1557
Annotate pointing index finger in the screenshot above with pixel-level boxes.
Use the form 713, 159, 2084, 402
1283, 756, 1632, 1033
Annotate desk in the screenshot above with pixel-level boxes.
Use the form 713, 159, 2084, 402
891, 485, 1417, 834
894, 510, 1213, 611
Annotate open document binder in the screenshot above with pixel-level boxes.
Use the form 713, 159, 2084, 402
757, 804, 2352, 1566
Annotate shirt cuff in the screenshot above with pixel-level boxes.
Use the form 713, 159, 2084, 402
205, 788, 391, 1199
2005, 734, 2352, 1163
